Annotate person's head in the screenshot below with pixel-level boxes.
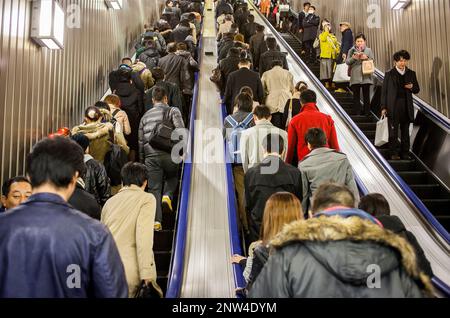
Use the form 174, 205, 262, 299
84, 106, 102, 123
235, 92, 253, 113
166, 0, 173, 7
179, 19, 191, 28
144, 38, 157, 49
227, 47, 240, 58
225, 14, 233, 21
321, 19, 331, 31
300, 89, 317, 105
176, 42, 188, 51
26, 137, 85, 201
230, 23, 239, 34
167, 42, 177, 53
1, 177, 32, 210
239, 86, 254, 98
121, 162, 148, 189
152, 86, 168, 104
104, 94, 122, 109
355, 33, 367, 48
238, 57, 252, 69
271, 60, 283, 69
260, 192, 303, 243
339, 21, 351, 32
234, 33, 245, 43
94, 101, 110, 112
266, 37, 277, 50
303, 2, 311, 11
305, 128, 327, 150
71, 133, 90, 155
295, 81, 308, 93
308, 5, 316, 14
151, 67, 165, 81
121, 57, 132, 66
256, 25, 265, 33
262, 133, 285, 157
358, 193, 391, 218
393, 50, 411, 71
248, 14, 255, 23
253, 105, 272, 122
311, 183, 356, 214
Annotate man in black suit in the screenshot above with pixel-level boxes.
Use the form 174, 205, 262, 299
381, 50, 420, 160
224, 58, 264, 115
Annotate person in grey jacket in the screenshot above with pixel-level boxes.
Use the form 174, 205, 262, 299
299, 128, 359, 213
248, 183, 433, 298
139, 87, 185, 226
346, 33, 375, 115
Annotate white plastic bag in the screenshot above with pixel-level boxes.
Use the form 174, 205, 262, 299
375, 115, 389, 147
333, 63, 351, 83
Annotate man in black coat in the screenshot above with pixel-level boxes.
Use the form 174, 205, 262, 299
245, 134, 303, 243
302, 6, 320, 63
215, 0, 234, 19
219, 47, 241, 95
381, 50, 420, 160
241, 14, 260, 44
297, 1, 310, 39
224, 58, 264, 115
259, 37, 288, 76
109, 58, 145, 94
249, 25, 267, 73
218, 32, 236, 62
144, 67, 183, 112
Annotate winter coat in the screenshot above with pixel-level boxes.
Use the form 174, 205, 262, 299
302, 13, 320, 42
299, 147, 360, 212
137, 47, 160, 71
219, 50, 241, 89
381, 67, 420, 123
247, 243, 270, 290
216, 0, 234, 18
144, 81, 183, 112
319, 30, 340, 59
131, 62, 155, 91
176, 50, 200, 95
71, 122, 114, 163
217, 20, 234, 41
69, 180, 102, 220
248, 214, 434, 298
282, 93, 301, 129
244, 156, 303, 243
84, 155, 111, 206
0, 193, 128, 298
261, 66, 294, 114
102, 185, 162, 297
224, 67, 264, 116
109, 67, 145, 94
241, 22, 260, 44
338, 28, 354, 63
234, 9, 250, 30
158, 53, 191, 94
249, 33, 268, 72
218, 37, 235, 61
172, 25, 192, 43
346, 46, 375, 86
259, 49, 289, 76
110, 105, 131, 136
286, 103, 340, 163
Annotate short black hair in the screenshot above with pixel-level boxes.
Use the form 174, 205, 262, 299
121, 57, 132, 64
151, 67, 165, 81
309, 5, 316, 10
239, 57, 252, 65
256, 25, 265, 33
239, 86, 254, 97
2, 176, 31, 197
121, 162, 148, 187
304, 2, 311, 7
266, 37, 277, 50
271, 60, 283, 68
71, 133, 90, 152
355, 33, 366, 42
312, 183, 355, 213
262, 133, 285, 155
235, 93, 253, 112
176, 42, 188, 51
152, 86, 168, 102
393, 50, 411, 62
300, 89, 317, 104
94, 101, 110, 112
26, 137, 85, 189
305, 128, 327, 149
167, 42, 177, 53
358, 193, 391, 218
248, 14, 255, 23
253, 105, 271, 119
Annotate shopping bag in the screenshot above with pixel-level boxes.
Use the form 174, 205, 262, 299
374, 115, 389, 147
333, 63, 351, 83
362, 59, 375, 75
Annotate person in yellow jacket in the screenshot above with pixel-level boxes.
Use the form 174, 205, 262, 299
319, 21, 340, 89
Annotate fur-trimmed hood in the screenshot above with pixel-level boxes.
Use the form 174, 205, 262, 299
72, 122, 113, 141
271, 216, 434, 295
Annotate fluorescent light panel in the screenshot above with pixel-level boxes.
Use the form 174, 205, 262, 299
31, 0, 65, 49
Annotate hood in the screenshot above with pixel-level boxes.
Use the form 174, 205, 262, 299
72, 122, 113, 141
115, 83, 134, 97
175, 25, 191, 32
271, 216, 434, 294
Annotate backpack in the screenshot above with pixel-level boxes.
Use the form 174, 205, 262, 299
226, 113, 254, 164
104, 143, 129, 186
148, 108, 176, 153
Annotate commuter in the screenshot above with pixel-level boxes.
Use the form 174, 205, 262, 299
319, 20, 340, 89
217, 14, 234, 42
239, 86, 260, 111
172, 20, 194, 43
182, 13, 199, 44
259, 37, 288, 76
104, 94, 132, 136
136, 26, 167, 56
71, 106, 114, 163
139, 87, 185, 230
381, 50, 420, 160
240, 105, 288, 173
232, 192, 303, 291
302, 5, 320, 64
218, 32, 236, 61
217, 12, 234, 26
359, 193, 434, 278
187, 0, 203, 14
260, 0, 271, 19
109, 57, 145, 94
219, 47, 241, 95
0, 177, 32, 212
249, 183, 433, 298
68, 177, 102, 220
282, 81, 308, 129
234, 4, 250, 31
278, 0, 291, 30
0, 137, 128, 297
165, 0, 181, 20
71, 133, 111, 207
297, 2, 311, 53
102, 162, 163, 297
216, 0, 234, 19
144, 67, 183, 112
286, 90, 340, 163
337, 22, 353, 64
241, 14, 260, 44
261, 60, 294, 129
137, 39, 161, 71
245, 133, 303, 243
224, 58, 264, 115
346, 33, 375, 116
131, 61, 155, 91
299, 128, 359, 213
249, 25, 267, 73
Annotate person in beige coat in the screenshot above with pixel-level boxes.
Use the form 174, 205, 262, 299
217, 14, 234, 41
101, 162, 162, 297
261, 60, 294, 130
104, 94, 132, 136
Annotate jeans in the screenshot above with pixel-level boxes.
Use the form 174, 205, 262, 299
145, 152, 180, 223
351, 84, 372, 115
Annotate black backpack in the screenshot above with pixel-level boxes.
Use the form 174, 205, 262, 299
104, 143, 129, 186
148, 108, 176, 153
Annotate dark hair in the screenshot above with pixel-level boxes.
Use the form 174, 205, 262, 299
253, 105, 271, 119
309, 5, 316, 10
239, 86, 254, 97
152, 86, 168, 102
167, 42, 177, 53
393, 50, 411, 62
295, 81, 308, 92
71, 133, 90, 152
179, 20, 190, 28
121, 162, 148, 187
358, 193, 391, 217
305, 128, 327, 149
271, 60, 283, 68
121, 57, 132, 64
94, 101, 110, 112
355, 33, 366, 42
84, 106, 102, 121
248, 14, 255, 23
165, 0, 173, 5
176, 42, 188, 51
266, 37, 277, 50
304, 2, 311, 7
26, 137, 85, 189
235, 93, 253, 112
239, 57, 252, 65
300, 89, 317, 104
256, 25, 265, 33
312, 183, 355, 213
151, 67, 165, 81
2, 176, 31, 197
262, 133, 285, 155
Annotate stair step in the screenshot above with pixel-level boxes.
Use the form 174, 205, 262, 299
435, 216, 450, 232
388, 159, 417, 172
154, 230, 174, 252
422, 199, 450, 214
397, 171, 429, 184
352, 115, 376, 123
356, 122, 377, 130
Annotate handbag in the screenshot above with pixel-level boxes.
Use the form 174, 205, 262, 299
362, 59, 375, 75
134, 280, 163, 299
313, 37, 320, 49
210, 67, 223, 90
374, 115, 389, 147
333, 63, 351, 83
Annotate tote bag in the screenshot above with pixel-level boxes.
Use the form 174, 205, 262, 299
362, 59, 375, 75
374, 115, 389, 147
333, 63, 351, 83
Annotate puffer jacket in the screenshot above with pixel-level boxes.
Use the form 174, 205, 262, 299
0, 193, 128, 297
132, 62, 155, 90
138, 47, 160, 70
158, 53, 191, 94
72, 122, 114, 163
248, 213, 434, 298
84, 154, 111, 206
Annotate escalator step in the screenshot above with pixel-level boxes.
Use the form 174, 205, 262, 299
154, 230, 174, 252
356, 122, 377, 130
435, 216, 450, 231
388, 159, 417, 171
155, 251, 172, 271
352, 115, 376, 123
397, 171, 429, 184
422, 199, 450, 214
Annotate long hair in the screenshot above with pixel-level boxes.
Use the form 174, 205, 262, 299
260, 192, 303, 244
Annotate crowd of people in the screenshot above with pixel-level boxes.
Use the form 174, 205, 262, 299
0, 0, 432, 299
